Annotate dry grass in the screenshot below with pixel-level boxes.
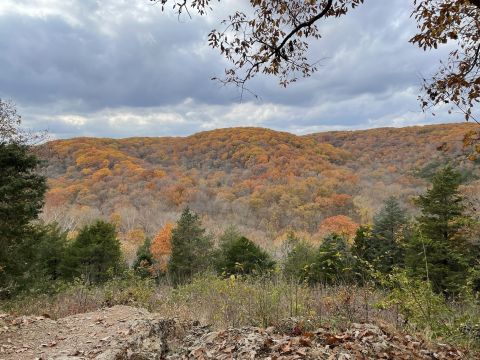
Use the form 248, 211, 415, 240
0, 273, 396, 329
156, 273, 398, 331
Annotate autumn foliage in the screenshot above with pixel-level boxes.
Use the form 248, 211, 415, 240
151, 223, 173, 273
317, 215, 359, 240
39, 124, 480, 246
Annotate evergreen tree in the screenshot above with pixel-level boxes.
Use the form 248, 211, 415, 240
351, 225, 375, 264
213, 225, 241, 271
217, 225, 242, 252
168, 208, 213, 284
352, 199, 409, 276
216, 235, 275, 276
351, 225, 375, 280
416, 167, 467, 243
62, 221, 122, 284
34, 223, 68, 282
0, 143, 46, 294
133, 238, 155, 278
406, 166, 472, 295
371, 197, 407, 273
309, 233, 354, 284
282, 240, 316, 282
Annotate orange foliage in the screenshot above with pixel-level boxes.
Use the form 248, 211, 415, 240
151, 223, 173, 273
317, 215, 359, 240
109, 212, 122, 227
41, 123, 479, 241
91, 168, 112, 182
45, 188, 68, 207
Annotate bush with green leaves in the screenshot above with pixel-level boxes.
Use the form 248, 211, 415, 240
377, 269, 480, 348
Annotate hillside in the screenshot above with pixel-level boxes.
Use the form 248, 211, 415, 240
39, 123, 480, 256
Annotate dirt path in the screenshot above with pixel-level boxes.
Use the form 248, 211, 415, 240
0, 305, 173, 359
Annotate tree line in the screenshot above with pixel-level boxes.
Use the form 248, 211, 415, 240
132, 165, 479, 298
1, 103, 479, 298
2, 139, 479, 298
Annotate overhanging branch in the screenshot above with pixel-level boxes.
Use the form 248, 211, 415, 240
470, 0, 480, 8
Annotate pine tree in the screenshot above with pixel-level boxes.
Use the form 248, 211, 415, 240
168, 208, 213, 284
282, 240, 316, 282
406, 166, 472, 295
216, 235, 275, 276
309, 233, 354, 284
416, 167, 466, 243
35, 223, 68, 281
371, 197, 407, 273
133, 238, 155, 278
213, 225, 241, 271
62, 221, 122, 284
0, 143, 46, 294
351, 225, 375, 263
351, 225, 375, 280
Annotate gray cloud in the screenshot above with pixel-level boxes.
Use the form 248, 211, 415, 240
0, 0, 463, 138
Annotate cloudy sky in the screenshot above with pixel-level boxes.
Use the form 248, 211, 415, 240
0, 0, 461, 139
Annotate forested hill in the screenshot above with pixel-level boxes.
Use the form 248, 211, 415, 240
39, 123, 480, 256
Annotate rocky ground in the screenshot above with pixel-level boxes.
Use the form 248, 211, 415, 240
0, 306, 466, 359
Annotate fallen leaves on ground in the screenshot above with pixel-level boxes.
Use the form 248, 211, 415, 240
168, 322, 464, 360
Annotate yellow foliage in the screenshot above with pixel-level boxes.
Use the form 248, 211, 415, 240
125, 228, 145, 246
92, 168, 112, 182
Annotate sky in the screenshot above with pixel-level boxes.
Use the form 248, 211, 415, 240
0, 0, 462, 139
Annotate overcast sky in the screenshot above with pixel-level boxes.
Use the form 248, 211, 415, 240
0, 0, 461, 139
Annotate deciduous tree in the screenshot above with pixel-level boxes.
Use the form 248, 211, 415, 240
151, 223, 174, 275
411, 0, 480, 121
155, 0, 480, 119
